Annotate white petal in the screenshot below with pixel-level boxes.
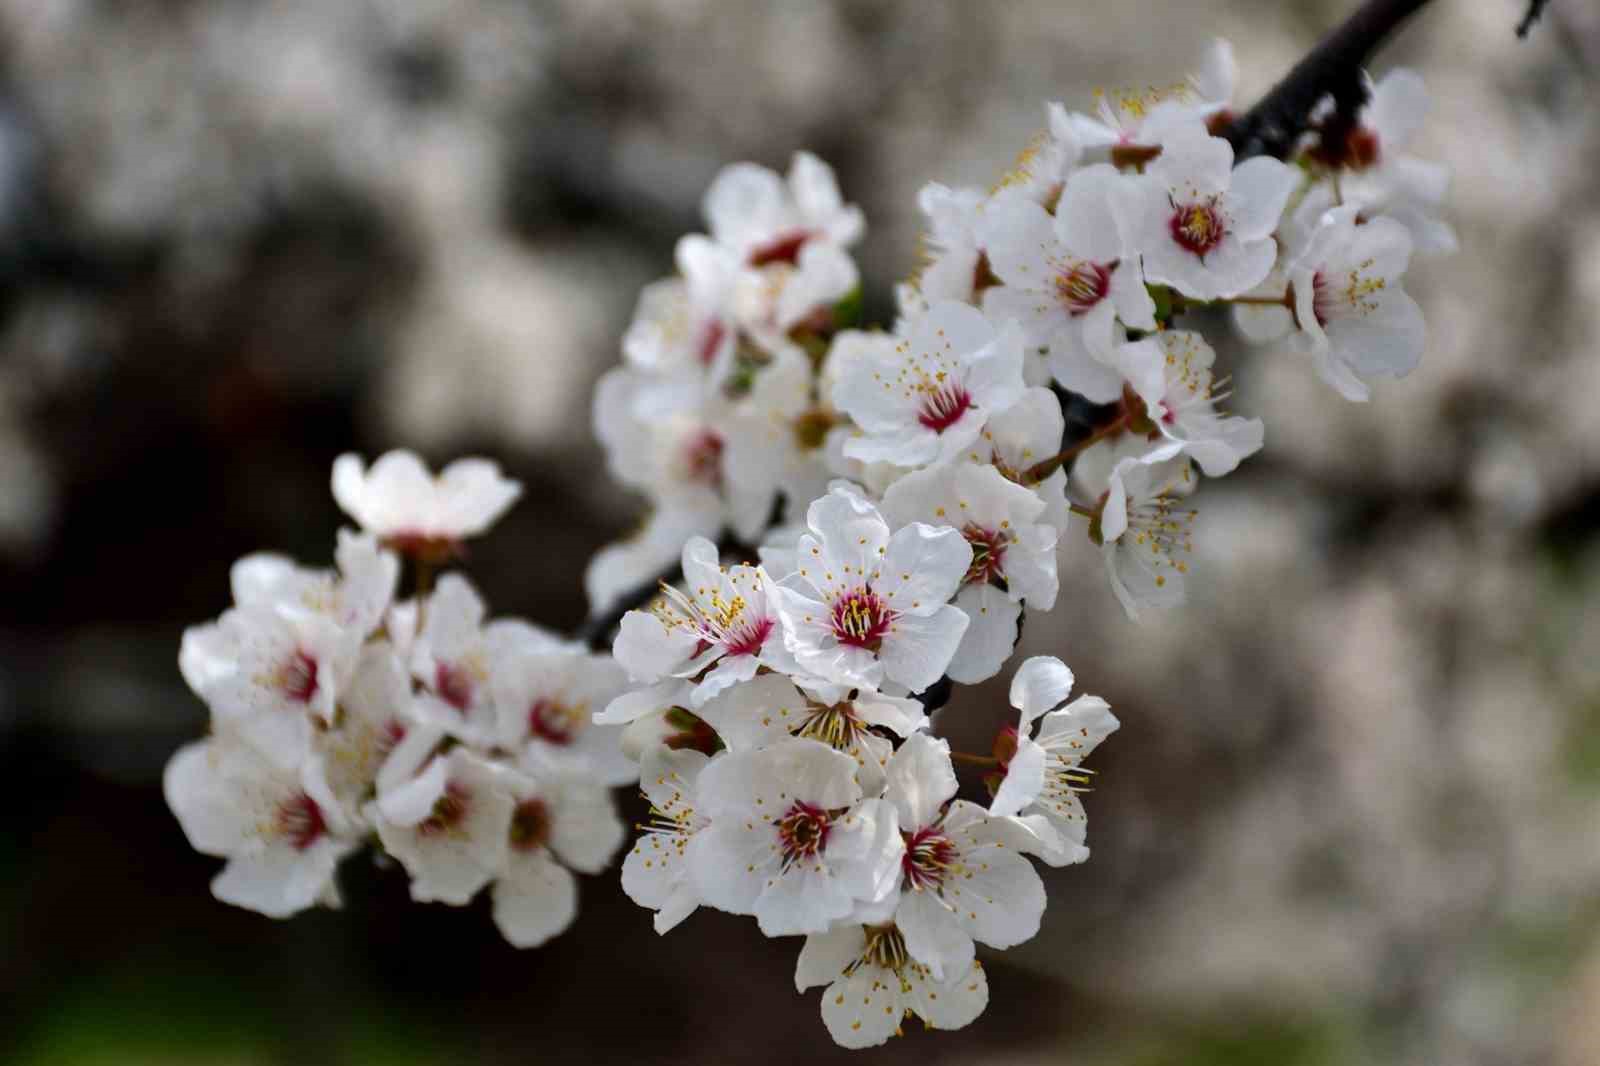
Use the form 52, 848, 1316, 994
492, 849, 577, 948
884, 733, 958, 830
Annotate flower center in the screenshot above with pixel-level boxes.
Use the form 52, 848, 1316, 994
901, 826, 957, 890
721, 613, 773, 658
280, 650, 320, 704
276, 791, 327, 851
683, 429, 725, 488
776, 800, 831, 868
829, 587, 894, 650
1055, 261, 1112, 315
916, 381, 973, 433
418, 782, 470, 836
962, 523, 1008, 585
795, 702, 864, 751
792, 408, 839, 452
509, 798, 552, 852
1311, 268, 1386, 328
696, 318, 727, 367
529, 699, 583, 746
850, 924, 911, 975
1168, 199, 1225, 257
435, 663, 475, 712
748, 229, 811, 267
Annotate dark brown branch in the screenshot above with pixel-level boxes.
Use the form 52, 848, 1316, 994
1517, 0, 1552, 38
1223, 0, 1435, 161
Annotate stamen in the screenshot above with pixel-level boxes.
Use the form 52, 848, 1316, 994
1168, 197, 1226, 257
829, 587, 894, 650
509, 798, 552, 852
776, 801, 832, 869
917, 381, 973, 432
281, 650, 320, 705
276, 791, 327, 851
1055, 261, 1112, 315
961, 523, 1009, 585
901, 826, 957, 891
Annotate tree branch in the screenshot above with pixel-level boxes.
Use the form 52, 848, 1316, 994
1517, 0, 1553, 38
1223, 0, 1436, 162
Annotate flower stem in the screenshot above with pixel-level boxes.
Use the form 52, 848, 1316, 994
414, 558, 437, 633
1024, 414, 1129, 484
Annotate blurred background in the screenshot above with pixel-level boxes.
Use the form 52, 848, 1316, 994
2, 1, 1598, 1063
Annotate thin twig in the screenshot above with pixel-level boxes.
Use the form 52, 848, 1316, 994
1517, 0, 1552, 39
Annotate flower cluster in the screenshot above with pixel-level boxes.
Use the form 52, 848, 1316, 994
165, 36, 1452, 1053
166, 451, 632, 948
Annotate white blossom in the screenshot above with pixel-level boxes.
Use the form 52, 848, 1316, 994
1324, 69, 1457, 257
613, 535, 794, 707
1075, 443, 1196, 620
165, 730, 357, 918
370, 748, 516, 906
179, 600, 355, 757
833, 300, 1025, 469
331, 450, 521, 553
691, 738, 902, 937
1063, 38, 1236, 150
775, 485, 971, 694
980, 177, 1156, 404
490, 753, 624, 948
407, 573, 566, 745
990, 657, 1119, 866
881, 462, 1057, 683
913, 182, 987, 305
1116, 119, 1296, 300
703, 151, 863, 264
795, 922, 989, 1049
621, 235, 741, 383
1287, 208, 1425, 402
1121, 329, 1265, 476
229, 528, 398, 640
692, 672, 927, 795
490, 645, 636, 787
316, 643, 441, 821
622, 745, 714, 934
879, 734, 1047, 979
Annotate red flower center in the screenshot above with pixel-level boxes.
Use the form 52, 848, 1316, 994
509, 798, 552, 852
684, 429, 725, 488
830, 587, 894, 650
721, 614, 774, 658
277, 791, 327, 851
776, 801, 831, 868
962, 523, 1008, 585
528, 699, 580, 746
1056, 261, 1112, 315
1310, 270, 1332, 327
748, 229, 811, 267
917, 381, 973, 433
282, 650, 319, 704
901, 826, 957, 890
419, 783, 470, 836
435, 663, 474, 712
1168, 199, 1226, 257
696, 318, 727, 367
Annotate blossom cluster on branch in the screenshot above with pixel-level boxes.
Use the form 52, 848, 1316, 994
165, 37, 1453, 1050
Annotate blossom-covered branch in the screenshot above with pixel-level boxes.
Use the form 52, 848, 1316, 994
165, 13, 1464, 1052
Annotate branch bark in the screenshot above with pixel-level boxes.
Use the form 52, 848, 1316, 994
1222, 0, 1435, 161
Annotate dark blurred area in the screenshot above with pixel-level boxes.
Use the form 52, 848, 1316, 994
3, 2, 1599, 1064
